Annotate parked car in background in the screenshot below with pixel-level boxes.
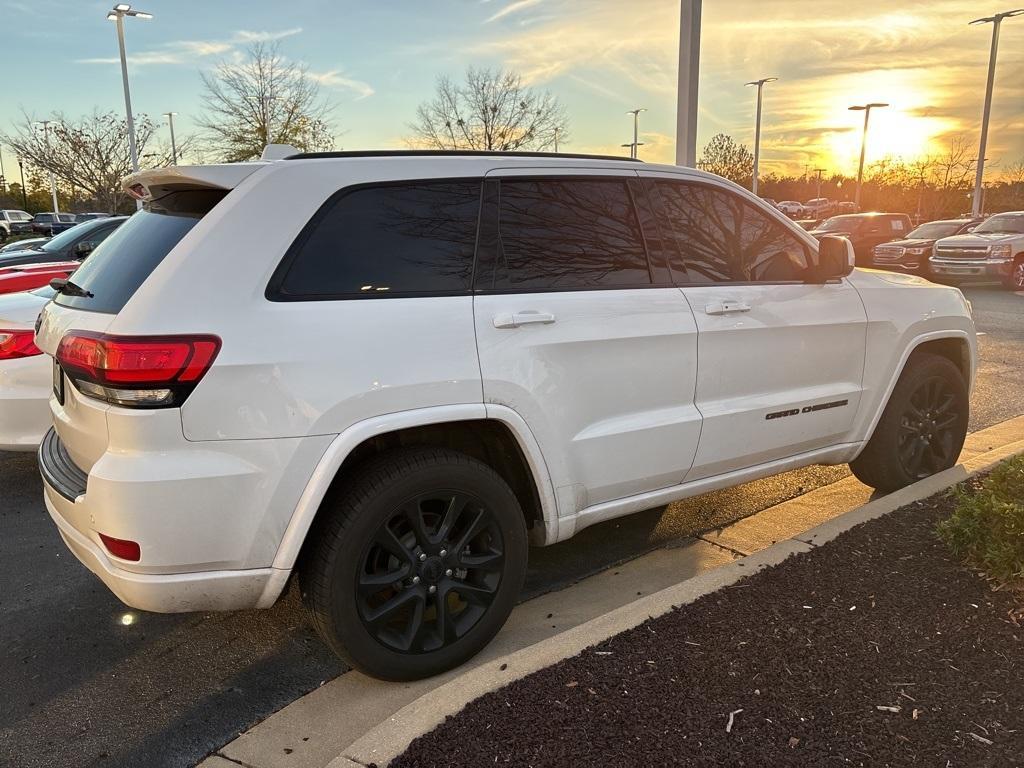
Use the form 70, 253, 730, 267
796, 219, 823, 231
872, 218, 983, 277
75, 212, 112, 222
0, 236, 48, 254
930, 210, 1024, 289
777, 200, 805, 217
31, 212, 78, 235
36, 150, 975, 682
810, 212, 913, 265
0, 216, 126, 269
0, 260, 78, 295
0, 285, 54, 450
834, 201, 857, 214
804, 198, 833, 217
0, 210, 34, 241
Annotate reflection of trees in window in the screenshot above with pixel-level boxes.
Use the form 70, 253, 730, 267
282, 182, 480, 296
656, 181, 809, 283
496, 180, 650, 289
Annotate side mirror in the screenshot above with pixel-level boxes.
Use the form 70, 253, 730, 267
74, 241, 94, 258
807, 235, 855, 283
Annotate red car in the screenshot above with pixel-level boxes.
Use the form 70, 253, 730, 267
0, 261, 78, 295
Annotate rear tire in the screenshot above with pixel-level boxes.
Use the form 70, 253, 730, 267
300, 447, 528, 681
850, 352, 968, 493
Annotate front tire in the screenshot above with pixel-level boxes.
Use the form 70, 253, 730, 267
300, 447, 528, 681
850, 352, 968, 493
1005, 256, 1024, 291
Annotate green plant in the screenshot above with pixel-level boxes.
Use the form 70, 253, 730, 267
937, 455, 1024, 584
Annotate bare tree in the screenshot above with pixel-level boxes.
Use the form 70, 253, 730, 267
2, 110, 182, 212
409, 67, 568, 152
697, 134, 754, 188
197, 42, 335, 162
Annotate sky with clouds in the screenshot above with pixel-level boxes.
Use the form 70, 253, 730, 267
1, 0, 1021, 179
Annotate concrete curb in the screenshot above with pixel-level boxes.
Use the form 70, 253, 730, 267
337, 439, 1024, 768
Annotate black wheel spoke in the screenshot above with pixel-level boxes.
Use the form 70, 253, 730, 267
401, 501, 431, 548
395, 592, 426, 652
434, 585, 456, 645
934, 393, 956, 416
452, 580, 497, 607
454, 508, 491, 554
934, 413, 958, 430
358, 565, 410, 596
435, 494, 468, 544
908, 439, 927, 475
374, 525, 417, 567
364, 587, 422, 626
458, 550, 504, 572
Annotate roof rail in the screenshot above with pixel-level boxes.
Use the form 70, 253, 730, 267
284, 149, 641, 163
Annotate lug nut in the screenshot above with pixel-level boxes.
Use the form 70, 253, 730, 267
428, 585, 437, 594
439, 549, 447, 557
412, 576, 420, 584
445, 569, 453, 577
419, 553, 427, 561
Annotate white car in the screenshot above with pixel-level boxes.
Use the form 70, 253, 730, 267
776, 200, 805, 217
0, 286, 53, 450
35, 150, 977, 681
804, 198, 833, 217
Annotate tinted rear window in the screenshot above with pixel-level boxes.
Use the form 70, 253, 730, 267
272, 181, 481, 299
55, 189, 226, 314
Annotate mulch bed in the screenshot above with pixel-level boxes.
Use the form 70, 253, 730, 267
393, 482, 1024, 767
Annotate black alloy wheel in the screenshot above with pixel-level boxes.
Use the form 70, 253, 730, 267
897, 376, 961, 481
356, 491, 504, 654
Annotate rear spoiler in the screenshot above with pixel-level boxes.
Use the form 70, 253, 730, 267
122, 145, 299, 202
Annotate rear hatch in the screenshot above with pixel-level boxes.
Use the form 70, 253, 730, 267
34, 163, 260, 473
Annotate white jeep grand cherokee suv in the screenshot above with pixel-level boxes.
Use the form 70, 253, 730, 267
35, 151, 976, 680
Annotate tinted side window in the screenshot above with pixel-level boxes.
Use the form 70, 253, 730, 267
655, 181, 809, 283
276, 181, 480, 299
491, 179, 650, 290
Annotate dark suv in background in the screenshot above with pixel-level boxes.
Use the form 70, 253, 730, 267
871, 218, 982, 277
0, 216, 126, 269
809, 213, 913, 265
31, 212, 78, 235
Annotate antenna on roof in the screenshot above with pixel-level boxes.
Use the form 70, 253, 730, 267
261, 144, 300, 161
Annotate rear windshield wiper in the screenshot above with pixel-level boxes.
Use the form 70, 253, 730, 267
50, 277, 94, 298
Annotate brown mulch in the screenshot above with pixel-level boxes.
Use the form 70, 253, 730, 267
392, 485, 1024, 767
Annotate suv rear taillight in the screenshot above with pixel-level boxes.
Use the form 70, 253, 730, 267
0, 329, 41, 360
56, 332, 221, 408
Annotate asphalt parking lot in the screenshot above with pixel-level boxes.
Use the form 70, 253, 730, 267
1, 285, 1020, 768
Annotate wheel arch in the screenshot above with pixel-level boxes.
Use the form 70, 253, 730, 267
260, 405, 558, 605
858, 330, 975, 450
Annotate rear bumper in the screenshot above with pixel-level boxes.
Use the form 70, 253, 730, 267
37, 425, 326, 612
929, 257, 1012, 281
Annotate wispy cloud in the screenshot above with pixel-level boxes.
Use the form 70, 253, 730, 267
305, 69, 375, 100
485, 0, 545, 24
76, 28, 303, 67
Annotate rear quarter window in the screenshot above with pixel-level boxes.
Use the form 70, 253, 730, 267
269, 180, 481, 300
54, 189, 226, 314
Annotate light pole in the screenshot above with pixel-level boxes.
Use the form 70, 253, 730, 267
163, 111, 178, 165
814, 167, 826, 202
553, 127, 560, 153
969, 9, 1023, 217
744, 78, 776, 195
0, 143, 6, 195
625, 108, 647, 159
17, 159, 27, 208
968, 157, 991, 215
848, 102, 888, 210
107, 3, 152, 208
675, 0, 702, 166
35, 121, 60, 213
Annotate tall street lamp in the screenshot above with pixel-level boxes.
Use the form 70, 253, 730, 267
848, 102, 888, 210
814, 167, 826, 203
107, 3, 152, 208
17, 158, 28, 208
35, 121, 60, 214
745, 77, 777, 196
163, 111, 178, 165
625, 108, 647, 159
969, 9, 1023, 218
